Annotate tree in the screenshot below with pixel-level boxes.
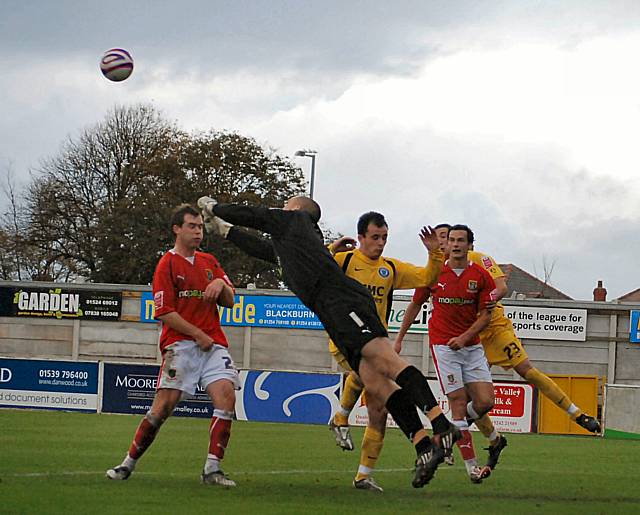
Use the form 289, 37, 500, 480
17, 104, 306, 286
181, 131, 307, 288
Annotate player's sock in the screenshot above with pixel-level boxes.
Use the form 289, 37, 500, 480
128, 411, 164, 460
206, 409, 233, 472
464, 457, 479, 475
453, 420, 477, 463
524, 368, 581, 417
395, 366, 447, 431
355, 427, 384, 481
333, 407, 351, 427
385, 388, 427, 447
334, 373, 363, 426
120, 454, 137, 471
471, 410, 499, 442
466, 401, 480, 420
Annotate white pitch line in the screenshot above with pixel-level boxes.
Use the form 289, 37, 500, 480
4, 467, 412, 478
3, 465, 609, 479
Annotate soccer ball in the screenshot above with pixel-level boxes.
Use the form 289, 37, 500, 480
100, 48, 134, 82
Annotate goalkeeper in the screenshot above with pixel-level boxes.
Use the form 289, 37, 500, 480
199, 195, 460, 490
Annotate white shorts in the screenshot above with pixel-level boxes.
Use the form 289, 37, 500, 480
158, 340, 240, 396
431, 344, 492, 395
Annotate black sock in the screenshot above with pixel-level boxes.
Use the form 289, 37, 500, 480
430, 413, 451, 434
395, 365, 439, 412
415, 436, 432, 455
385, 389, 424, 442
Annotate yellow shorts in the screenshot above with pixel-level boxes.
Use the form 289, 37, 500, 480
480, 321, 529, 369
329, 339, 353, 372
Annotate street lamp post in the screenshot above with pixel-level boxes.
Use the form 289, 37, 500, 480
294, 149, 317, 199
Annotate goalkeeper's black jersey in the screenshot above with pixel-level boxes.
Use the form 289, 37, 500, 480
212, 203, 371, 309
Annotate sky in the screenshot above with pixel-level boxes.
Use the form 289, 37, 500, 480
1, 0, 639, 300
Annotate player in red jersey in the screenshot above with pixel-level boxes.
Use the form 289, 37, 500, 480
106, 204, 239, 487
419, 224, 496, 483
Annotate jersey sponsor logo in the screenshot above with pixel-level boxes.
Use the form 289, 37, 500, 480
482, 257, 493, 269
437, 297, 475, 305
378, 267, 390, 278
366, 284, 385, 297
154, 291, 164, 309
177, 289, 204, 298
467, 280, 478, 292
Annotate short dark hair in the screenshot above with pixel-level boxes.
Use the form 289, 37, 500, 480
448, 224, 474, 244
170, 204, 200, 230
434, 223, 451, 231
357, 211, 387, 236
296, 196, 322, 223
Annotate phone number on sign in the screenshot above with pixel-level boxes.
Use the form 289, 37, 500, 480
38, 369, 89, 380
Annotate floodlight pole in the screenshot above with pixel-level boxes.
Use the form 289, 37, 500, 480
294, 149, 318, 199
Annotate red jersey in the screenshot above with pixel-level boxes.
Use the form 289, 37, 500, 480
413, 261, 496, 346
153, 249, 234, 352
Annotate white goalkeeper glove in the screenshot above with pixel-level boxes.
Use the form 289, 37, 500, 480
197, 196, 232, 238
204, 214, 232, 238
197, 196, 217, 216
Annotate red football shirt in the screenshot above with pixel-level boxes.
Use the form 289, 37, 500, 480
413, 261, 496, 346
152, 249, 234, 352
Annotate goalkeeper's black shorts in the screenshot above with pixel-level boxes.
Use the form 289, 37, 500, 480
312, 283, 387, 372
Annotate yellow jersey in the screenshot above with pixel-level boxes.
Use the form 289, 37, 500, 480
329, 248, 444, 353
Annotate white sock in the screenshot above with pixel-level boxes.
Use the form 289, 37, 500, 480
464, 458, 478, 475
122, 454, 137, 471
337, 406, 350, 417
357, 465, 373, 477
488, 429, 498, 443
466, 401, 480, 420
204, 455, 221, 474
567, 404, 579, 416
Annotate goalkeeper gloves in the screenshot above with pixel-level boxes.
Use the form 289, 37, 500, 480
197, 196, 232, 238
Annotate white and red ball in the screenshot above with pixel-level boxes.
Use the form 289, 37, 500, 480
100, 48, 134, 82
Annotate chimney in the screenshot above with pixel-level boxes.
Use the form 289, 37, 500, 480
593, 280, 607, 302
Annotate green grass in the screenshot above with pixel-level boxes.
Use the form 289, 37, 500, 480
1, 409, 638, 515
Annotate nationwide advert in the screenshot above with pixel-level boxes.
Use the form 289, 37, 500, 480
140, 292, 323, 330
0, 285, 122, 321
0, 357, 99, 412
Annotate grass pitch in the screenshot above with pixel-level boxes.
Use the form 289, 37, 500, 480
1, 409, 638, 514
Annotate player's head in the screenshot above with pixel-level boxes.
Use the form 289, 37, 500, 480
447, 224, 474, 259
284, 196, 321, 223
170, 204, 203, 250
434, 223, 451, 253
357, 211, 388, 260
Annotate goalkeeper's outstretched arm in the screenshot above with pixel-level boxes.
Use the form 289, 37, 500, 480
226, 227, 278, 264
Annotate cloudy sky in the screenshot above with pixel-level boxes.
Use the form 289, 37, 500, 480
1, 0, 639, 300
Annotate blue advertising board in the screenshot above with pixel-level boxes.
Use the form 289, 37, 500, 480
0, 358, 99, 412
102, 362, 341, 424
236, 370, 340, 425
631, 310, 640, 343
140, 292, 324, 330
102, 363, 213, 418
